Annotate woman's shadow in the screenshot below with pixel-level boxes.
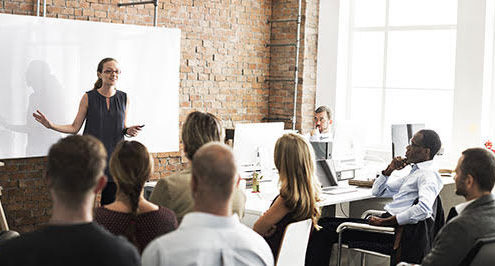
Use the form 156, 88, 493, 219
0, 60, 66, 157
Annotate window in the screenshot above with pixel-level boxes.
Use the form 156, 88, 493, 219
335, 0, 457, 149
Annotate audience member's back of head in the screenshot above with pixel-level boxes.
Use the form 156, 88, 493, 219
110, 140, 152, 213
47, 135, 106, 208
182, 111, 222, 160
461, 148, 495, 192
108, 140, 153, 248
274, 133, 321, 227
191, 142, 237, 203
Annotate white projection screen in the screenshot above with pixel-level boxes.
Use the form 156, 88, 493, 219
0, 14, 180, 159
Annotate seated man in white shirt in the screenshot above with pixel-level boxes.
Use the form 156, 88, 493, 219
308, 105, 333, 141
420, 148, 495, 266
142, 142, 274, 266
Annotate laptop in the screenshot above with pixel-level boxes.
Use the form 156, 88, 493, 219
316, 159, 357, 195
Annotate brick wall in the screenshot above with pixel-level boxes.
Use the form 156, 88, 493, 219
267, 0, 318, 132
300, 0, 319, 132
0, 0, 319, 233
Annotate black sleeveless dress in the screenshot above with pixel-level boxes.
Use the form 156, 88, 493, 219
83, 89, 126, 183
264, 195, 297, 260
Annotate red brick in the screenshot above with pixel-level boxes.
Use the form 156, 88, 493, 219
0, 0, 318, 233
95, 10, 106, 17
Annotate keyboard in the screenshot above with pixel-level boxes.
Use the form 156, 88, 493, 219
321, 186, 358, 195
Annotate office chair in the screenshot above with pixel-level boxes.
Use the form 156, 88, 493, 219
336, 210, 395, 266
459, 235, 495, 266
336, 196, 444, 266
277, 219, 313, 266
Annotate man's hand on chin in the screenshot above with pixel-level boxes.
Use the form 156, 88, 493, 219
368, 216, 398, 227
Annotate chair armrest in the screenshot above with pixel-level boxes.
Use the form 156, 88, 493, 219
361, 210, 387, 219
396, 262, 418, 266
336, 222, 395, 235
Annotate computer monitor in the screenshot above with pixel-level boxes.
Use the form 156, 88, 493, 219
332, 121, 365, 162
233, 122, 285, 172
391, 123, 425, 158
310, 141, 333, 160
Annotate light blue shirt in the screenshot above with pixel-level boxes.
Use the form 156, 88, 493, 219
371, 160, 443, 225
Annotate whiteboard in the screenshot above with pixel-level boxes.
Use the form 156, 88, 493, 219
0, 14, 180, 159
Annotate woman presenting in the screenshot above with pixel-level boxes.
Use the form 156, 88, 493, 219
33, 58, 143, 205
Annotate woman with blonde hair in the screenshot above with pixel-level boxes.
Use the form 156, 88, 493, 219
95, 140, 177, 253
253, 133, 321, 260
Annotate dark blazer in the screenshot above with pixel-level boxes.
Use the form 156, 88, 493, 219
422, 193, 495, 266
391, 196, 444, 265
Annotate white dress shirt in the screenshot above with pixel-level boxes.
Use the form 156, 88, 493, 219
142, 212, 274, 266
308, 130, 332, 142
371, 160, 443, 225
454, 198, 475, 214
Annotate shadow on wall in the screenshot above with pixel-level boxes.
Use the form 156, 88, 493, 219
0, 60, 64, 158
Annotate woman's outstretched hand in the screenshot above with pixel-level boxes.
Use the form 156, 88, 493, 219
33, 110, 52, 129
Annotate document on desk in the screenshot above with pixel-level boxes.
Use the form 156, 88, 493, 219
322, 186, 358, 195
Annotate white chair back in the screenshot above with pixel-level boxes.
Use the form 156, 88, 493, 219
276, 218, 313, 266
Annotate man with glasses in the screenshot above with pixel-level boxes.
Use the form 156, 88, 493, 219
310, 129, 444, 266
370, 129, 444, 227
309, 105, 333, 141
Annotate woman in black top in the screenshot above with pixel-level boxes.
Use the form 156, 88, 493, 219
95, 140, 177, 253
33, 58, 143, 204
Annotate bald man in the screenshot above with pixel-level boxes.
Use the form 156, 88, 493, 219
142, 142, 274, 266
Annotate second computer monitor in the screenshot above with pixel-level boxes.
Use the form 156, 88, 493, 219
391, 123, 425, 158
233, 122, 285, 172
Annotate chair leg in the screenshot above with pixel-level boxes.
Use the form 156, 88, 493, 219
0, 197, 9, 231
337, 232, 343, 266
360, 252, 365, 266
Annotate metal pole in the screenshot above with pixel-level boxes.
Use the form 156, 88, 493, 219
266, 43, 296, 47
267, 19, 298, 23
36, 0, 40, 16
117, 1, 156, 6
292, 0, 302, 130
337, 232, 343, 266
153, 0, 158, 26
117, 0, 159, 27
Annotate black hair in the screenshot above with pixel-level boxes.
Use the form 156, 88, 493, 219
461, 148, 495, 192
418, 129, 441, 160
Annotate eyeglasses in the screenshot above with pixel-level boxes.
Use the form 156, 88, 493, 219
408, 139, 424, 148
103, 69, 121, 75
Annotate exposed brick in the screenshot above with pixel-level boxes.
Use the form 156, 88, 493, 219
0, 0, 319, 232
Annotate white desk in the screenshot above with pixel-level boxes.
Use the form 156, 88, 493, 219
241, 181, 373, 227
241, 176, 455, 227
244, 185, 374, 217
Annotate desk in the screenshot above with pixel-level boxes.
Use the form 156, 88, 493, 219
244, 186, 374, 217
241, 182, 374, 227
241, 176, 455, 227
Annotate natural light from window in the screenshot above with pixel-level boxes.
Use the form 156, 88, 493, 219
338, 0, 458, 150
